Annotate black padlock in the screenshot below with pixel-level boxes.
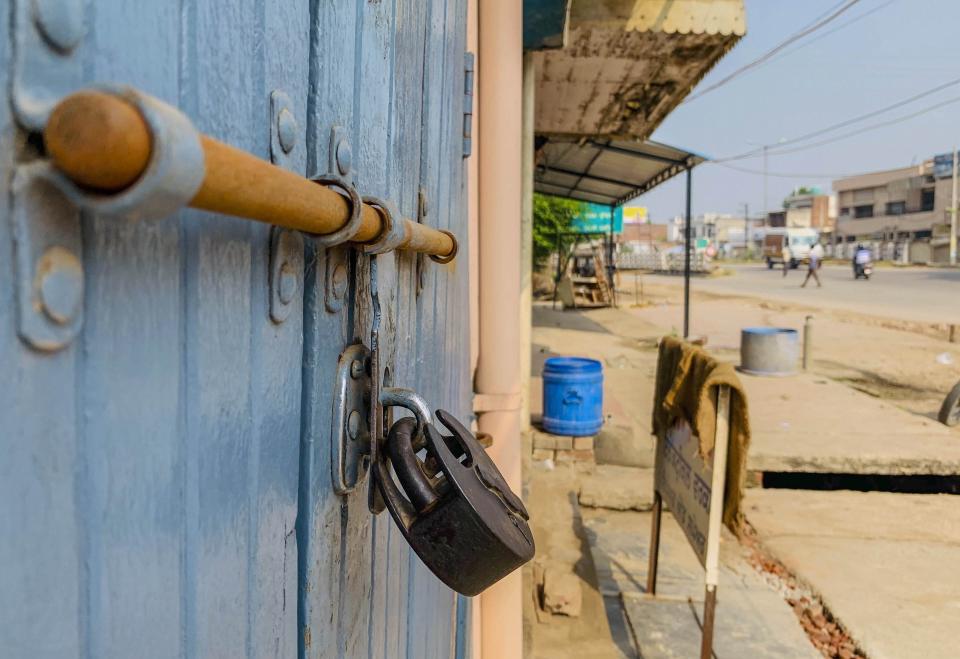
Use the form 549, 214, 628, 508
375, 408, 535, 596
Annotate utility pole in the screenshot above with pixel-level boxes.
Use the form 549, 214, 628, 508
763, 145, 769, 218
741, 202, 750, 259
951, 145, 958, 266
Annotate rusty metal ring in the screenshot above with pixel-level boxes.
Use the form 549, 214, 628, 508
361, 195, 404, 254
310, 173, 364, 246
428, 230, 458, 264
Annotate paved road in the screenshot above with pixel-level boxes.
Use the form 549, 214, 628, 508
634, 264, 960, 324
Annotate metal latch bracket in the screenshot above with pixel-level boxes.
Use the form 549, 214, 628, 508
331, 343, 372, 494
11, 163, 84, 351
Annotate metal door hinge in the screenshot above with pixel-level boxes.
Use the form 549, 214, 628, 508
269, 227, 304, 323
269, 90, 302, 172
13, 0, 86, 130
462, 52, 475, 158
12, 164, 84, 351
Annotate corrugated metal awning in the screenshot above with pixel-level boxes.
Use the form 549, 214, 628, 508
534, 136, 706, 206
534, 0, 745, 139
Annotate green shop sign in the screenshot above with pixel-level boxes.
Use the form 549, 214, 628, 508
571, 203, 624, 234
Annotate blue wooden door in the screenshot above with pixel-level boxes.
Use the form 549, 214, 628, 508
0, 0, 470, 657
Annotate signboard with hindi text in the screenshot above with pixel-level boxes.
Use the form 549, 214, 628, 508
648, 385, 731, 659
654, 418, 714, 565
571, 203, 624, 234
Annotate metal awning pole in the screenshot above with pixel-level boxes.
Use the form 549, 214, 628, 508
43, 90, 456, 260
608, 206, 616, 306
684, 166, 692, 338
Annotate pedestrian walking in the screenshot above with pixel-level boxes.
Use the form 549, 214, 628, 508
782, 244, 791, 277
802, 242, 824, 288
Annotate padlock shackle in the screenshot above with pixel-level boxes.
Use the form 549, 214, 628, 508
386, 417, 440, 513
379, 386, 431, 441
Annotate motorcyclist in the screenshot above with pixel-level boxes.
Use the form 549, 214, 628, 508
853, 244, 871, 277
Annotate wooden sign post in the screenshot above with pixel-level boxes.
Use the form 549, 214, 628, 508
647, 385, 731, 659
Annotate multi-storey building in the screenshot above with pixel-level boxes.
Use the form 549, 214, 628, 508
834, 157, 954, 263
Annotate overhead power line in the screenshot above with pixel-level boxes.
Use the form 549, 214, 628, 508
682, 0, 865, 104
714, 75, 960, 162
711, 161, 873, 179
748, 94, 960, 158
766, 0, 897, 65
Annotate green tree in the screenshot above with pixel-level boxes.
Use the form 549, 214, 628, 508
532, 193, 585, 270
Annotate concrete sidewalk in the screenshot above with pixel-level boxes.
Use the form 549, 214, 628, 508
741, 371, 960, 476
581, 504, 819, 658
745, 489, 960, 659
530, 302, 960, 658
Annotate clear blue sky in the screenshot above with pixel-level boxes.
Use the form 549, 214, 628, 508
636, 0, 960, 222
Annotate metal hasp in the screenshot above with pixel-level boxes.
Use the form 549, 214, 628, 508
374, 406, 535, 596
11, 164, 84, 351
331, 343, 372, 494
41, 88, 458, 261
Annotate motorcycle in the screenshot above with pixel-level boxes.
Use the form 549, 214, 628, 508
854, 261, 872, 279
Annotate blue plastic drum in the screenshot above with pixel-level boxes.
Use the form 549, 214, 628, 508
542, 357, 604, 436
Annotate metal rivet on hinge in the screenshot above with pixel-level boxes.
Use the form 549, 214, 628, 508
37, 247, 83, 324
329, 126, 352, 178
347, 410, 362, 440
324, 247, 350, 313
350, 359, 366, 379
336, 141, 353, 176
269, 227, 304, 324
277, 109, 297, 154
277, 264, 297, 304
270, 91, 300, 169
32, 0, 85, 53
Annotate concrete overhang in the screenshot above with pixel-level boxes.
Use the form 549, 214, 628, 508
533, 0, 746, 140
